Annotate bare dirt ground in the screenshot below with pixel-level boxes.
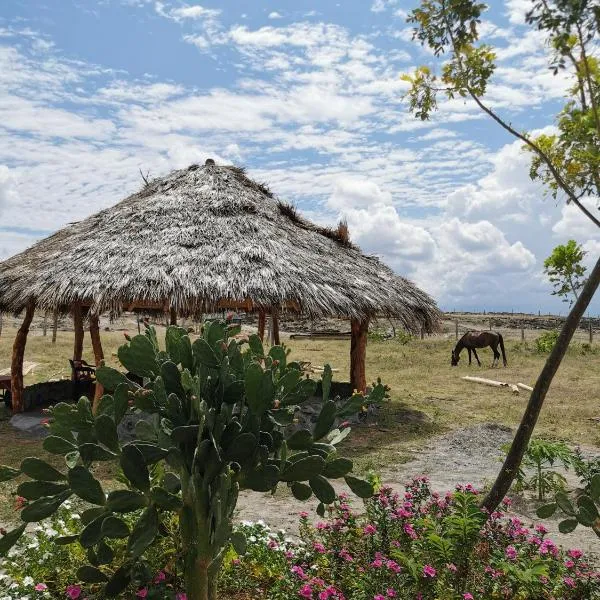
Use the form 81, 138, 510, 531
236, 422, 600, 555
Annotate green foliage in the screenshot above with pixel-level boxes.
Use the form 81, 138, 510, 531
543, 240, 588, 305
534, 329, 560, 353
537, 472, 600, 538
0, 321, 381, 600
507, 438, 576, 501
405, 0, 600, 223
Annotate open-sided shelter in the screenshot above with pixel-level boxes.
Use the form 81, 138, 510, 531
0, 159, 441, 413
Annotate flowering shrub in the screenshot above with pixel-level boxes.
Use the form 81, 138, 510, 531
220, 478, 600, 599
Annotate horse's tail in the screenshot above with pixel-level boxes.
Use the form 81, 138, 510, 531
498, 333, 507, 367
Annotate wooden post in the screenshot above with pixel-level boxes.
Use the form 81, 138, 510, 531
521, 326, 525, 341
258, 310, 266, 341
42, 312, 48, 336
11, 302, 35, 414
272, 307, 280, 346
350, 317, 369, 393
170, 307, 177, 326
420, 325, 424, 340
72, 302, 84, 361
0, 312, 3, 338
455, 320, 459, 340
89, 314, 105, 413
51, 310, 58, 344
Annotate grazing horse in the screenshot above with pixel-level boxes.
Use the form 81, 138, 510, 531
451, 331, 507, 367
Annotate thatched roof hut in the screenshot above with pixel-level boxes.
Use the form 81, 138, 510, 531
0, 160, 440, 412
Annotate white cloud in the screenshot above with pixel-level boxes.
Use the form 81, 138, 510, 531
268, 11, 283, 19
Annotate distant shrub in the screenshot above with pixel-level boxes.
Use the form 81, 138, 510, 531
535, 330, 560, 353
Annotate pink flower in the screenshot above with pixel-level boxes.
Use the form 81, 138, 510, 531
66, 586, 82, 600
299, 584, 313, 598
386, 589, 397, 597
292, 566, 307, 580
176, 594, 187, 600
565, 560, 575, 568
35, 583, 48, 591
446, 563, 457, 572
403, 523, 418, 540
154, 571, 166, 583
363, 524, 377, 535
374, 596, 386, 600
564, 577, 576, 588
299, 512, 309, 518
136, 589, 148, 598
568, 548, 583, 559
505, 545, 517, 560
422, 565, 436, 578
268, 539, 279, 549
463, 594, 474, 600
313, 542, 326, 554
535, 524, 548, 535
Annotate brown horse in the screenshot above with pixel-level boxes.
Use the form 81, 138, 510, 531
451, 331, 507, 367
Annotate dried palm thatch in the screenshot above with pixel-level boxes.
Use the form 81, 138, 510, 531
0, 161, 440, 332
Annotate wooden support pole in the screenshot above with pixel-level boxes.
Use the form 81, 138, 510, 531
42, 312, 48, 336
72, 302, 84, 361
350, 317, 369, 393
0, 312, 3, 338
89, 314, 105, 413
272, 307, 280, 346
258, 310, 266, 342
11, 302, 35, 414
170, 307, 177, 326
51, 310, 58, 344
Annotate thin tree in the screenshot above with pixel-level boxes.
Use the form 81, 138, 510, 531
404, 0, 600, 512
544, 240, 588, 305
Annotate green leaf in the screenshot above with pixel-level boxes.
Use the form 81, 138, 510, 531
161, 361, 185, 398
135, 420, 157, 441
77, 565, 108, 583
243, 465, 280, 492
558, 519, 578, 534
113, 384, 130, 423
96, 540, 115, 565
55, 534, 79, 545
95, 395, 115, 418
0, 466, 20, 483
94, 415, 120, 452
0, 523, 26, 557
577, 495, 599, 518
323, 458, 353, 479
316, 502, 325, 517
287, 429, 313, 450
101, 516, 130, 539
43, 436, 78, 455
280, 456, 325, 482
17, 480, 69, 501
150, 487, 183, 511
536, 503, 557, 519
328, 427, 351, 446
20, 457, 66, 482
106, 490, 148, 513
68, 466, 106, 506
309, 475, 336, 504
230, 531, 247, 555
79, 443, 118, 463
131, 443, 168, 465
65, 451, 80, 469
555, 491, 576, 516
193, 337, 220, 369
247, 334, 264, 357
313, 400, 337, 441
105, 565, 131, 598
245, 362, 269, 415
224, 432, 258, 464
20, 490, 72, 522
268, 345, 287, 369
127, 506, 159, 558
96, 366, 134, 392
165, 326, 187, 365
344, 475, 374, 499
291, 481, 313, 501
81, 507, 106, 525
591, 474, 600, 502
80, 514, 107, 548
120, 445, 150, 492
118, 334, 159, 377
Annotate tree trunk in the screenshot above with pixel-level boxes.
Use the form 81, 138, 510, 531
11, 302, 35, 414
89, 314, 104, 413
72, 302, 84, 361
350, 317, 369, 393
170, 307, 177, 326
481, 255, 600, 512
51, 311, 58, 344
272, 307, 280, 345
257, 310, 266, 341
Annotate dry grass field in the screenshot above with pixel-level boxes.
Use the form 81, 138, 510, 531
0, 320, 599, 524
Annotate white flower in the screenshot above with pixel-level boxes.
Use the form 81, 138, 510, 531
71, 514, 80, 520
248, 536, 256, 542
22, 577, 33, 587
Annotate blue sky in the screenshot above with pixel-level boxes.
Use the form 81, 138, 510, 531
1, 0, 599, 314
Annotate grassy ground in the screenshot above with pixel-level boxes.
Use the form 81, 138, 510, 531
1, 326, 599, 522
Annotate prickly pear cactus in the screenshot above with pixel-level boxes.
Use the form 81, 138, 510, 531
537, 473, 600, 536
0, 320, 385, 600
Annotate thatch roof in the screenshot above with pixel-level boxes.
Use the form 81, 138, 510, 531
0, 161, 440, 331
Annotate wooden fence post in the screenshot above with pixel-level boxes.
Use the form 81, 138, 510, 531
51, 311, 58, 344
455, 320, 459, 340
42, 312, 48, 336
521, 326, 525, 341
420, 325, 424, 340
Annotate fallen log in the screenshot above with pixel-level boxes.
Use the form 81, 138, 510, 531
517, 382, 533, 392
462, 376, 520, 394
